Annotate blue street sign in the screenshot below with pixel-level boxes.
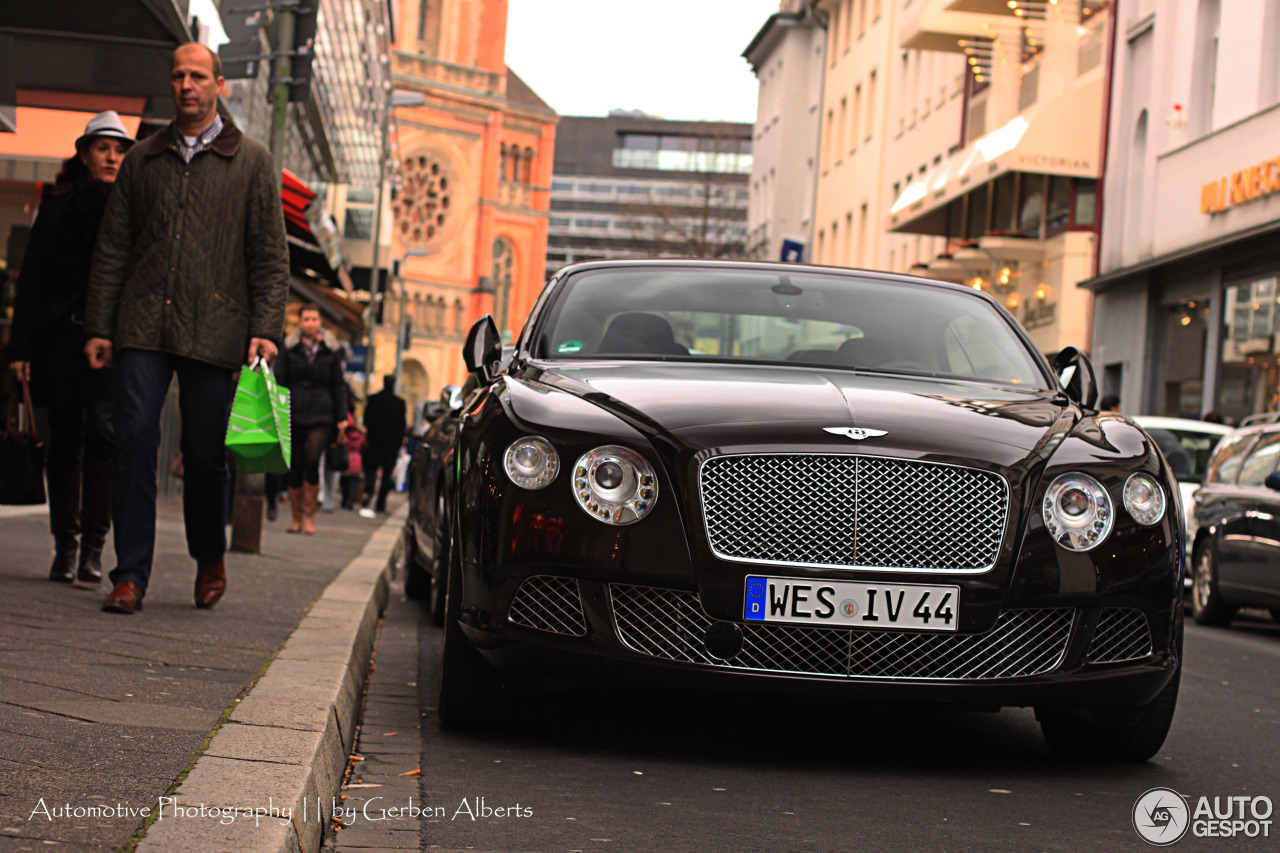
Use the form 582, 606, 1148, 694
780, 238, 806, 263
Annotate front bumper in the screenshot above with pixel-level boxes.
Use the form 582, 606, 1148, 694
457, 569, 1179, 710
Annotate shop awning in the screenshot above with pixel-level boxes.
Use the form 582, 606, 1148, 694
888, 76, 1102, 234
0, 0, 191, 124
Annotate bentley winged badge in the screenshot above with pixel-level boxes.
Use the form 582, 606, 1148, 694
823, 426, 889, 441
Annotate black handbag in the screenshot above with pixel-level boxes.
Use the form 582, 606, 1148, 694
325, 440, 350, 473
0, 380, 46, 505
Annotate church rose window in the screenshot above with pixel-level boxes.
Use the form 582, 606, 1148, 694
396, 151, 453, 248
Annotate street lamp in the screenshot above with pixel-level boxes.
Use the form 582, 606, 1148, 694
394, 246, 428, 388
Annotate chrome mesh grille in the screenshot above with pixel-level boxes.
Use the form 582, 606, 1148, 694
508, 576, 587, 636
1087, 608, 1153, 663
700, 454, 1008, 571
610, 585, 1073, 680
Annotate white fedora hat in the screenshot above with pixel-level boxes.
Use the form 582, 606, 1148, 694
75, 111, 135, 152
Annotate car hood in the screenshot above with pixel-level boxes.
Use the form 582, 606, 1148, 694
527, 362, 1070, 469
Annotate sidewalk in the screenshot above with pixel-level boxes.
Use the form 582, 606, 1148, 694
0, 494, 404, 853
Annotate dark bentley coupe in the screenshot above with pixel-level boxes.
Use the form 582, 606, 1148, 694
422, 259, 1183, 760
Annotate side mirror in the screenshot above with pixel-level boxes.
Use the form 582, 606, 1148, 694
1265, 471, 1280, 493
440, 384, 464, 415
1050, 346, 1098, 409
463, 315, 503, 385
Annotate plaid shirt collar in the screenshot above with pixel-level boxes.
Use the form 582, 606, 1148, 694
174, 114, 224, 164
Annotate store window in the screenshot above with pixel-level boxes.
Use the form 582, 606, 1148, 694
1046, 176, 1073, 236
1219, 276, 1280, 422
1018, 175, 1044, 238
1160, 298, 1211, 417
990, 173, 1018, 234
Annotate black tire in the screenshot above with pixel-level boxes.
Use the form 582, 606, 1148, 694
403, 524, 431, 601
428, 489, 449, 627
1191, 544, 1236, 626
1039, 667, 1181, 762
437, 537, 497, 729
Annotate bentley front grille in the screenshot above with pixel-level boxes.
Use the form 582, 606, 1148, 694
1086, 607, 1153, 663
610, 584, 1073, 680
699, 454, 1008, 571
508, 576, 587, 637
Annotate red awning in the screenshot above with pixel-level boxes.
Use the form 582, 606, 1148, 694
281, 167, 317, 236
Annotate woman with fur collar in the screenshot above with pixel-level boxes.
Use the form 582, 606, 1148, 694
272, 304, 347, 534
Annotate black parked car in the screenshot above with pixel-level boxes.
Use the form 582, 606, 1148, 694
404, 382, 467, 623
1189, 416, 1280, 626
433, 259, 1183, 761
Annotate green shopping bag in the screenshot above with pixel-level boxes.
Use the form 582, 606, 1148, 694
225, 359, 291, 474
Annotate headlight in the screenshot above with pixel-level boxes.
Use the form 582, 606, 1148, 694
1123, 472, 1166, 525
503, 436, 559, 489
1042, 473, 1114, 551
572, 445, 657, 525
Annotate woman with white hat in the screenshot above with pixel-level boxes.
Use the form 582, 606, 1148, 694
8, 111, 134, 584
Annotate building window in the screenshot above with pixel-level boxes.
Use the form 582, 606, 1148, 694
492, 237, 515, 337
454, 299, 465, 335
866, 70, 877, 141
1074, 179, 1098, 226
418, 0, 430, 41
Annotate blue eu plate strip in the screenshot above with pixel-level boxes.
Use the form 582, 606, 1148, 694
744, 576, 766, 621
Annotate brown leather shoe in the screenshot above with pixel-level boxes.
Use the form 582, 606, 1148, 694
102, 581, 144, 614
195, 559, 227, 609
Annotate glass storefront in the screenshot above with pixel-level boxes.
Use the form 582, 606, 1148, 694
1160, 297, 1210, 418
1219, 275, 1280, 423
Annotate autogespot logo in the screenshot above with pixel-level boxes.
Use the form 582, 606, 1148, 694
1134, 788, 1190, 846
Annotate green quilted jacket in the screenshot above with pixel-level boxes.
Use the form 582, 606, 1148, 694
85, 117, 289, 369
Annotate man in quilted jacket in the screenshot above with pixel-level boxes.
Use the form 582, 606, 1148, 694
84, 43, 288, 614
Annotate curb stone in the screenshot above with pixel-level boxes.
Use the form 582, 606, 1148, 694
135, 505, 408, 853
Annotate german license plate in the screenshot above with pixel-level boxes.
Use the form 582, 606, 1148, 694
743, 575, 959, 632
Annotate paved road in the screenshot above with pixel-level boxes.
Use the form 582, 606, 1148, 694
340, 609, 1278, 853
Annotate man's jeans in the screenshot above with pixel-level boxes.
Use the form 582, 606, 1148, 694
108, 349, 233, 592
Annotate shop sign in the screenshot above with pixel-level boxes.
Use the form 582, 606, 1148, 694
1200, 158, 1280, 214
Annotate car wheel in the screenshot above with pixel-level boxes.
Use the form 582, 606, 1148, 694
1039, 667, 1181, 762
428, 489, 449, 627
437, 537, 497, 730
402, 523, 431, 602
1191, 544, 1236, 626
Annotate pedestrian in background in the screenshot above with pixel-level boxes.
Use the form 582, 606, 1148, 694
274, 303, 346, 534
361, 374, 405, 516
339, 415, 366, 510
1099, 394, 1121, 412
8, 111, 132, 585
84, 43, 288, 614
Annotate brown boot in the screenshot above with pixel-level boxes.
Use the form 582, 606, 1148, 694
302, 483, 320, 535
195, 559, 227, 609
286, 487, 304, 533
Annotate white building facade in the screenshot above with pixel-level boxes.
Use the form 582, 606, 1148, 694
887, 0, 1109, 359
743, 1, 827, 262
1085, 0, 1280, 421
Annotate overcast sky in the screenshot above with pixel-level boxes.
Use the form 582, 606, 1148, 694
192, 0, 781, 123
505, 0, 782, 123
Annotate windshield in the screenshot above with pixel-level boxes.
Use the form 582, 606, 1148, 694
533, 267, 1049, 388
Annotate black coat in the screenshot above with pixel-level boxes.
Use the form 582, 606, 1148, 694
274, 331, 347, 430
363, 388, 406, 458
9, 183, 113, 408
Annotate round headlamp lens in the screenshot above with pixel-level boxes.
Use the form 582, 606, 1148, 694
1123, 472, 1166, 526
573, 446, 657, 525
503, 436, 559, 490
1042, 473, 1113, 551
